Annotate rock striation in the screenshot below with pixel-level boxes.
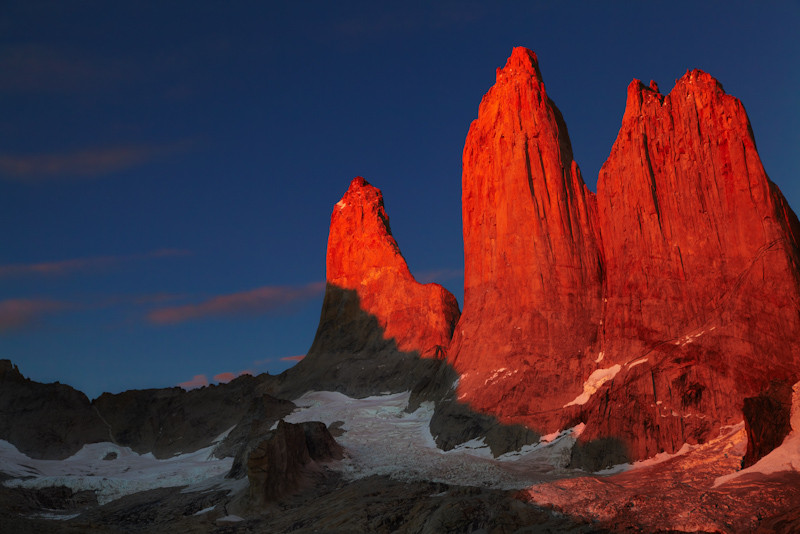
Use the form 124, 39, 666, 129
277, 177, 461, 398
448, 47, 604, 426
447, 47, 800, 464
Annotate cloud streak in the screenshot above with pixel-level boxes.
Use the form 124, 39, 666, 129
0, 249, 189, 278
0, 144, 185, 182
213, 370, 253, 384
177, 374, 208, 390
148, 282, 325, 325
280, 355, 305, 362
0, 298, 68, 333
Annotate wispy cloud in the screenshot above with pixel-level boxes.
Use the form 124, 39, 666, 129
147, 282, 325, 325
177, 374, 208, 391
0, 249, 189, 279
0, 298, 68, 333
0, 43, 119, 94
0, 143, 189, 182
213, 370, 253, 384
280, 355, 305, 362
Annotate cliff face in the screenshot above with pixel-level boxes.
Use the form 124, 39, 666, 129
448, 48, 800, 462
325, 177, 460, 358
278, 177, 461, 399
582, 71, 800, 459
448, 48, 604, 423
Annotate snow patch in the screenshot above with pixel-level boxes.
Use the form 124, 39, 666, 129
0, 440, 233, 505
218, 515, 245, 522
194, 505, 216, 516
627, 357, 648, 369
563, 365, 622, 407
595, 351, 604, 363
715, 384, 800, 487
284, 391, 579, 490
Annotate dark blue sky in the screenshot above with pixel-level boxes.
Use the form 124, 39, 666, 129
2, 1, 798, 398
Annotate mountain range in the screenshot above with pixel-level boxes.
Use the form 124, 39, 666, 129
2, 47, 799, 533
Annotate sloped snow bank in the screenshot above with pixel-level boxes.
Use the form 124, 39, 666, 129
1, 436, 234, 505
715, 381, 800, 486
284, 391, 581, 489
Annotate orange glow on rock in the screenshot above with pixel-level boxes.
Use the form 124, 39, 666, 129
326, 176, 460, 357
447, 48, 800, 461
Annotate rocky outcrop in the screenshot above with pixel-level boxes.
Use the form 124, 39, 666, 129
93, 374, 273, 459
277, 177, 460, 399
246, 420, 343, 505
0, 359, 281, 461
742, 381, 793, 468
219, 393, 296, 479
0, 360, 107, 460
447, 47, 800, 464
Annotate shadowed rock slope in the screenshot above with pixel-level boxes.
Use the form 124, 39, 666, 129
0, 359, 283, 460
275, 177, 461, 399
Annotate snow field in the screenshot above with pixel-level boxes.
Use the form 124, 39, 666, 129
285, 390, 580, 489
1, 434, 234, 505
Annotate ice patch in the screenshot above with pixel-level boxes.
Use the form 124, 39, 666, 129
28, 512, 81, 521
563, 365, 622, 407
218, 515, 245, 522
715, 425, 800, 486
627, 357, 648, 369
0, 440, 233, 505
284, 391, 579, 489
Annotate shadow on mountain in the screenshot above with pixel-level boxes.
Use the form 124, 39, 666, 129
0, 359, 283, 460
272, 284, 541, 457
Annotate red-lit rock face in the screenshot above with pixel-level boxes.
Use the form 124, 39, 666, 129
327, 176, 460, 357
449, 48, 800, 461
448, 47, 604, 426
583, 71, 800, 459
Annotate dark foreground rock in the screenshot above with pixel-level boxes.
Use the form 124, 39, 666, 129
1, 474, 604, 534
214, 393, 296, 478
246, 420, 343, 506
742, 381, 793, 468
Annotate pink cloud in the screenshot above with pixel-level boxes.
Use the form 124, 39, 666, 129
0, 145, 163, 181
178, 374, 208, 390
0, 298, 67, 333
280, 355, 305, 362
0, 249, 189, 278
148, 282, 325, 325
213, 370, 253, 384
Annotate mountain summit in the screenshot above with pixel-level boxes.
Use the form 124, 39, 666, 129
448, 48, 800, 464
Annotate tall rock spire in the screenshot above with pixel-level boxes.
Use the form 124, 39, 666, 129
448, 47, 604, 422
278, 177, 460, 398
446, 48, 800, 463
324, 176, 460, 357
583, 70, 800, 459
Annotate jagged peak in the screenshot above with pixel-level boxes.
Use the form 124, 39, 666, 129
676, 68, 725, 92
496, 46, 543, 82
